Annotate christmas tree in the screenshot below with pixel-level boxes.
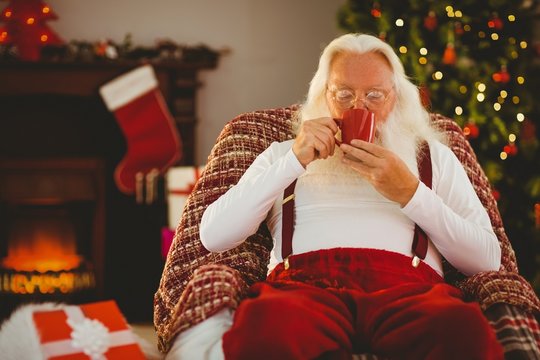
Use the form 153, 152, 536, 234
337, 1, 540, 291
0, 0, 63, 61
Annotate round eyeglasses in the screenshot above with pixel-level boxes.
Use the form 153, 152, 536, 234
327, 86, 394, 111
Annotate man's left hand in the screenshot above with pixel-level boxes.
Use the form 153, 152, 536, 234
340, 140, 419, 207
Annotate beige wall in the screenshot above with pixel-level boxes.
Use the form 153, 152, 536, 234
48, 0, 346, 164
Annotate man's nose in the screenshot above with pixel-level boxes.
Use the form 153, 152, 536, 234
352, 98, 368, 110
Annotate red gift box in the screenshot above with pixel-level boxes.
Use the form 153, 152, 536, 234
32, 300, 146, 359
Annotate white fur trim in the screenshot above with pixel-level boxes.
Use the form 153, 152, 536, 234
99, 64, 158, 111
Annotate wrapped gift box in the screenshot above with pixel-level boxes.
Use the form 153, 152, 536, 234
166, 166, 204, 229
162, 166, 204, 259
32, 300, 145, 359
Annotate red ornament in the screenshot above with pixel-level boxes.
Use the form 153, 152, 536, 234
492, 65, 510, 83
488, 15, 503, 30
503, 143, 518, 156
424, 11, 437, 31
492, 189, 500, 201
371, 3, 382, 18
463, 123, 479, 139
0, 0, 64, 61
442, 43, 457, 65
454, 22, 464, 36
520, 118, 537, 142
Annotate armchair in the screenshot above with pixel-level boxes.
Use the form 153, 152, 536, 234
154, 106, 540, 358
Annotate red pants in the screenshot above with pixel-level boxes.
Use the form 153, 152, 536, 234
222, 248, 504, 360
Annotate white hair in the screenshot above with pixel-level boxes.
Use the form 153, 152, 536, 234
297, 33, 445, 147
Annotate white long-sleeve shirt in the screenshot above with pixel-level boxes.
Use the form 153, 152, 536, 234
200, 139, 501, 277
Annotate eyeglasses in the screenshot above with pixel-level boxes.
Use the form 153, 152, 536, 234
327, 85, 394, 111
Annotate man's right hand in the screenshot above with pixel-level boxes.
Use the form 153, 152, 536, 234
292, 117, 339, 168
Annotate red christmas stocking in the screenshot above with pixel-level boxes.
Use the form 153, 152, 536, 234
99, 65, 182, 201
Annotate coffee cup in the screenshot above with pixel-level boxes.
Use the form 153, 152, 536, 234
334, 108, 375, 145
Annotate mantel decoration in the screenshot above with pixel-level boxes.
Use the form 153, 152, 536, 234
0, 0, 223, 64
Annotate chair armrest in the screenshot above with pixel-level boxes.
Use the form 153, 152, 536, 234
458, 270, 540, 313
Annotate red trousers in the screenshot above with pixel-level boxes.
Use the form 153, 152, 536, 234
222, 248, 504, 360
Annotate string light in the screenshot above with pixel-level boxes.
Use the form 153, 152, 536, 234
433, 71, 443, 80
491, 33, 499, 41
455, 10, 463, 17
5, 10, 12, 18
512, 96, 520, 104
399, 46, 407, 54
493, 103, 501, 111
0, 31, 7, 42
509, 134, 516, 142
478, 31, 486, 38
395, 19, 404, 27
520, 41, 528, 49
419, 57, 427, 64
511, 51, 518, 59
500, 152, 508, 160
477, 93, 485, 102
517, 76, 525, 84
508, 15, 516, 22
464, 24, 471, 32
42, 6, 50, 14
500, 90, 508, 98
509, 37, 516, 45
26, 17, 35, 25
477, 83, 486, 92
40, 34, 48, 42
459, 85, 467, 94
419, 47, 428, 55
455, 106, 463, 115
517, 113, 525, 122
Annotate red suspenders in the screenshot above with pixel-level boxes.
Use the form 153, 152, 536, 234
281, 142, 432, 269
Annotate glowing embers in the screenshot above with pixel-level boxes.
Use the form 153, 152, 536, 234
0, 206, 95, 295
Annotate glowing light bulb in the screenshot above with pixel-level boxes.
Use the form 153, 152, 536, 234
477, 93, 485, 102
517, 76, 525, 84
395, 19, 404, 27
459, 85, 467, 94
455, 106, 463, 115
419, 48, 428, 55
5, 10, 12, 18
40, 34, 48, 42
508, 15, 516, 22
464, 24, 471, 32
419, 57, 427, 65
26, 17, 35, 25
493, 103, 501, 111
491, 33, 499, 41
517, 113, 525, 122
500, 152, 508, 160
455, 10, 463, 17
509, 134, 516, 142
500, 90, 508, 98
477, 83, 486, 92
42, 6, 50, 14
512, 96, 520, 104
520, 41, 527, 49
399, 46, 407, 54
478, 31, 486, 38
433, 71, 443, 80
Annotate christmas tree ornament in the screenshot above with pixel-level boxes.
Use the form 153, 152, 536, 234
463, 123, 479, 139
492, 65, 510, 83
371, 2, 382, 18
442, 43, 457, 65
99, 65, 182, 203
504, 143, 518, 156
424, 11, 437, 31
0, 0, 63, 61
488, 14, 504, 30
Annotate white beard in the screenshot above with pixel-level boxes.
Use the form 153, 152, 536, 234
299, 110, 419, 190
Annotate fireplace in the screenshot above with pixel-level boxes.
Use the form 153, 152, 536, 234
0, 158, 104, 319
0, 60, 215, 322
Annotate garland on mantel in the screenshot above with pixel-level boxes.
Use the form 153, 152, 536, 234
0, 34, 224, 64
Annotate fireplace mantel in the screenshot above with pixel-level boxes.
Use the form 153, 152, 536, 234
0, 59, 217, 164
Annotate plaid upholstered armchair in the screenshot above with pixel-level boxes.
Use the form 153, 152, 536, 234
154, 106, 540, 358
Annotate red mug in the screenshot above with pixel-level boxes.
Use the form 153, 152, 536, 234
335, 108, 376, 145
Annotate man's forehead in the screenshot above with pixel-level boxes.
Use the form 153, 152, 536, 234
328, 52, 394, 88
